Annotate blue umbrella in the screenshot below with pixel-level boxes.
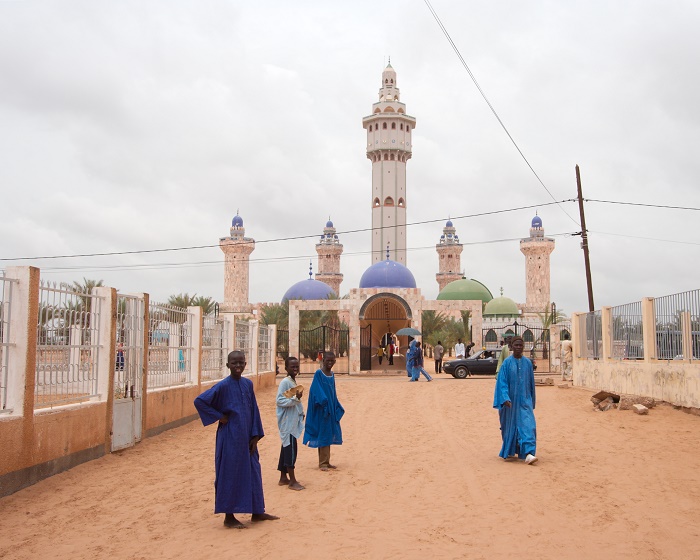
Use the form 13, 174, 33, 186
395, 327, 421, 337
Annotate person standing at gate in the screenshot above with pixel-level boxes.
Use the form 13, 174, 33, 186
194, 350, 279, 528
276, 356, 305, 491
454, 338, 466, 359
496, 336, 514, 379
377, 345, 385, 365
304, 351, 344, 471
434, 341, 444, 374
493, 336, 538, 465
388, 339, 395, 365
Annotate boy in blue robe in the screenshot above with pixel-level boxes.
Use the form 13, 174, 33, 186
194, 350, 279, 528
303, 351, 344, 471
493, 336, 538, 465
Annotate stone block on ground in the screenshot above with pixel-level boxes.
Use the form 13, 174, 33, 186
633, 404, 649, 415
598, 396, 615, 411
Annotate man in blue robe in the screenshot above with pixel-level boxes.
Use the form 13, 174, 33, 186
493, 336, 538, 465
406, 339, 418, 380
194, 350, 279, 528
303, 351, 344, 471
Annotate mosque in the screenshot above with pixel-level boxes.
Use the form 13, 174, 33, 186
218, 63, 556, 373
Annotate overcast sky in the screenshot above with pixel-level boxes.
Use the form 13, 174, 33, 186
1, 0, 699, 316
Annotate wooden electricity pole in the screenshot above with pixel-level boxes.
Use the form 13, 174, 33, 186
576, 165, 595, 311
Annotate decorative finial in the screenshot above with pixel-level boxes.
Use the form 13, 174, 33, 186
388, 55, 391, 65
500, 287, 504, 296
236, 208, 239, 215
536, 210, 538, 216
386, 244, 390, 260
309, 260, 313, 279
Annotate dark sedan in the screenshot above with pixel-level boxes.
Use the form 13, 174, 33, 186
443, 349, 500, 378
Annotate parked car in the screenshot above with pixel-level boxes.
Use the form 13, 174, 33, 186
443, 348, 536, 379
443, 349, 500, 378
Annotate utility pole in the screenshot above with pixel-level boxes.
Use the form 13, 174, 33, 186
576, 165, 595, 311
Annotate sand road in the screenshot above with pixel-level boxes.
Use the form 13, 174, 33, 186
1, 374, 699, 559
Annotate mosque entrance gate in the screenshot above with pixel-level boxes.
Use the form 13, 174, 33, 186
482, 321, 551, 371
298, 325, 349, 374
360, 324, 372, 371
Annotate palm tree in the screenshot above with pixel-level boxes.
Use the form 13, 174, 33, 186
260, 302, 289, 329
191, 296, 217, 315
167, 293, 198, 309
536, 306, 568, 359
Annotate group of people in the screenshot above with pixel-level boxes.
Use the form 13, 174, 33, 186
376, 337, 398, 365
193, 350, 344, 528
193, 333, 540, 527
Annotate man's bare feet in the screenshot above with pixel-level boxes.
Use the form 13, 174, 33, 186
224, 514, 246, 529
251, 513, 280, 522
320, 466, 328, 471
278, 478, 290, 486
327, 464, 337, 469
288, 481, 305, 491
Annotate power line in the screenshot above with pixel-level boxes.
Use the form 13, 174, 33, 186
585, 199, 700, 211
37, 232, 579, 274
422, 0, 580, 227
590, 230, 700, 246
0, 200, 569, 263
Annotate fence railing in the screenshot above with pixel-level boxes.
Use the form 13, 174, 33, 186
202, 312, 229, 382
35, 281, 102, 408
654, 291, 700, 360
0, 271, 17, 413
147, 302, 193, 390
611, 301, 643, 360
235, 318, 253, 374
578, 311, 602, 360
258, 324, 272, 373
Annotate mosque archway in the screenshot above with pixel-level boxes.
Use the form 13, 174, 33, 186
358, 292, 413, 371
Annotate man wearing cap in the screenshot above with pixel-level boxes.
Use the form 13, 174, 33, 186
493, 336, 538, 465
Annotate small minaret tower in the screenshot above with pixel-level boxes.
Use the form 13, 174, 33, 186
219, 212, 255, 313
436, 219, 463, 291
362, 62, 416, 265
315, 218, 344, 296
520, 213, 555, 313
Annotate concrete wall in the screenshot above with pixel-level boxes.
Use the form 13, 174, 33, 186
0, 267, 277, 497
572, 300, 700, 409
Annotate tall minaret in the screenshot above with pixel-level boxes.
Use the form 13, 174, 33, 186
315, 218, 344, 295
219, 212, 255, 313
362, 62, 416, 265
436, 220, 463, 291
520, 214, 555, 313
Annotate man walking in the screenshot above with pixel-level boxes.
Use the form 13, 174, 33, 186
493, 336, 538, 465
433, 341, 444, 374
194, 351, 279, 528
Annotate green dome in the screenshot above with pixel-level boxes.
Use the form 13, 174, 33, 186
484, 296, 519, 316
437, 278, 493, 303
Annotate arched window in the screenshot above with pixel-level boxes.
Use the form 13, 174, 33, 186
384, 107, 395, 112
373, 197, 380, 207
382, 122, 387, 129
486, 330, 498, 343
390, 154, 395, 161
390, 79, 394, 84
384, 197, 394, 206
397, 108, 405, 113
398, 198, 405, 207
391, 122, 396, 130
504, 329, 515, 339
383, 153, 388, 161
560, 328, 571, 340
523, 330, 534, 343
406, 125, 410, 132
400, 123, 404, 130
374, 108, 381, 114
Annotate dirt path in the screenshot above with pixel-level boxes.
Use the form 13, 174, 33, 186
2, 374, 699, 559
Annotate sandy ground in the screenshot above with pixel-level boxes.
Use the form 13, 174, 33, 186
2, 373, 700, 560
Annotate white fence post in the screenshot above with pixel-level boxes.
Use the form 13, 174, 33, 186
189, 306, 203, 388
94, 287, 116, 402
5, 266, 39, 416
250, 319, 259, 375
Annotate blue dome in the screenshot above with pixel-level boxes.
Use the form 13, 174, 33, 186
446, 220, 453, 227
232, 215, 244, 227
359, 259, 417, 289
282, 278, 336, 302
326, 220, 334, 228
531, 215, 542, 228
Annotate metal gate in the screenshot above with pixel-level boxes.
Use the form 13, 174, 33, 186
112, 294, 145, 452
360, 324, 372, 371
483, 321, 551, 364
299, 325, 349, 374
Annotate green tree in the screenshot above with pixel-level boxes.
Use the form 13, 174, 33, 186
167, 293, 197, 309
191, 295, 216, 315
260, 302, 289, 329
